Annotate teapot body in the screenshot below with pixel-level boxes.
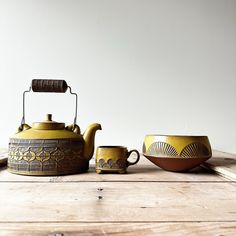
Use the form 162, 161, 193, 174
8, 137, 88, 175
8, 119, 101, 175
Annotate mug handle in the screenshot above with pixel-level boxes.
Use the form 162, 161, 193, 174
127, 150, 140, 167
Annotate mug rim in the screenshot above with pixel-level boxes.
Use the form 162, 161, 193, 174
97, 145, 127, 149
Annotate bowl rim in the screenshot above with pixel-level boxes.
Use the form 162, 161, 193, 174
144, 134, 209, 138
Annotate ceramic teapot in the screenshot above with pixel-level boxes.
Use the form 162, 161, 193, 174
8, 79, 101, 176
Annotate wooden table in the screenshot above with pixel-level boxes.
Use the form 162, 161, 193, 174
0, 149, 236, 236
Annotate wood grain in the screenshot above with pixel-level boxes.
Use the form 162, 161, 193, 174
203, 151, 236, 181
0, 222, 236, 236
0, 165, 226, 182
1, 148, 236, 235
1, 182, 236, 222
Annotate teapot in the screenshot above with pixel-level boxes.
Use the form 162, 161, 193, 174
8, 79, 101, 176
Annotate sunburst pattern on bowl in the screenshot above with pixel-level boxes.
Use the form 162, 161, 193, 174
143, 135, 212, 172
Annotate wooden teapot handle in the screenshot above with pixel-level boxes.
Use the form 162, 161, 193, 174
32, 79, 68, 93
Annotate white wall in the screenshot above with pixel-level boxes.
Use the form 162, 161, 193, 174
0, 0, 236, 153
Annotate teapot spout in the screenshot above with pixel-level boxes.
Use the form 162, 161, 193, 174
83, 123, 102, 161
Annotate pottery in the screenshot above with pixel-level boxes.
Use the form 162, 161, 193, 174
143, 135, 212, 172
8, 79, 101, 176
96, 146, 140, 174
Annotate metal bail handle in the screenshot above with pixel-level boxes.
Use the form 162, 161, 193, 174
21, 79, 78, 125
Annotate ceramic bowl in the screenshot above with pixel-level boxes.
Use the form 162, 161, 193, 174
143, 135, 212, 172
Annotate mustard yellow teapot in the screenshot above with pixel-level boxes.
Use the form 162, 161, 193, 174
8, 79, 101, 176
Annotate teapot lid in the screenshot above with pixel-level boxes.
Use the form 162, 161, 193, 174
32, 114, 65, 130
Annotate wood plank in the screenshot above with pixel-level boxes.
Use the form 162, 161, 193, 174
0, 149, 227, 182
202, 150, 236, 182
0, 164, 226, 182
1, 182, 236, 222
0, 222, 236, 236
2, 148, 236, 182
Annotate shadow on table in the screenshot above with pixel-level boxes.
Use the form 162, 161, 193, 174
0, 162, 218, 176
118, 165, 214, 175
204, 156, 236, 167
0, 166, 7, 172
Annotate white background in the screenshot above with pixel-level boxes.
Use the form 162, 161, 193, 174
0, 0, 235, 153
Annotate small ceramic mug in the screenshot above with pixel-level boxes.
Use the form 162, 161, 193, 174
95, 146, 140, 174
